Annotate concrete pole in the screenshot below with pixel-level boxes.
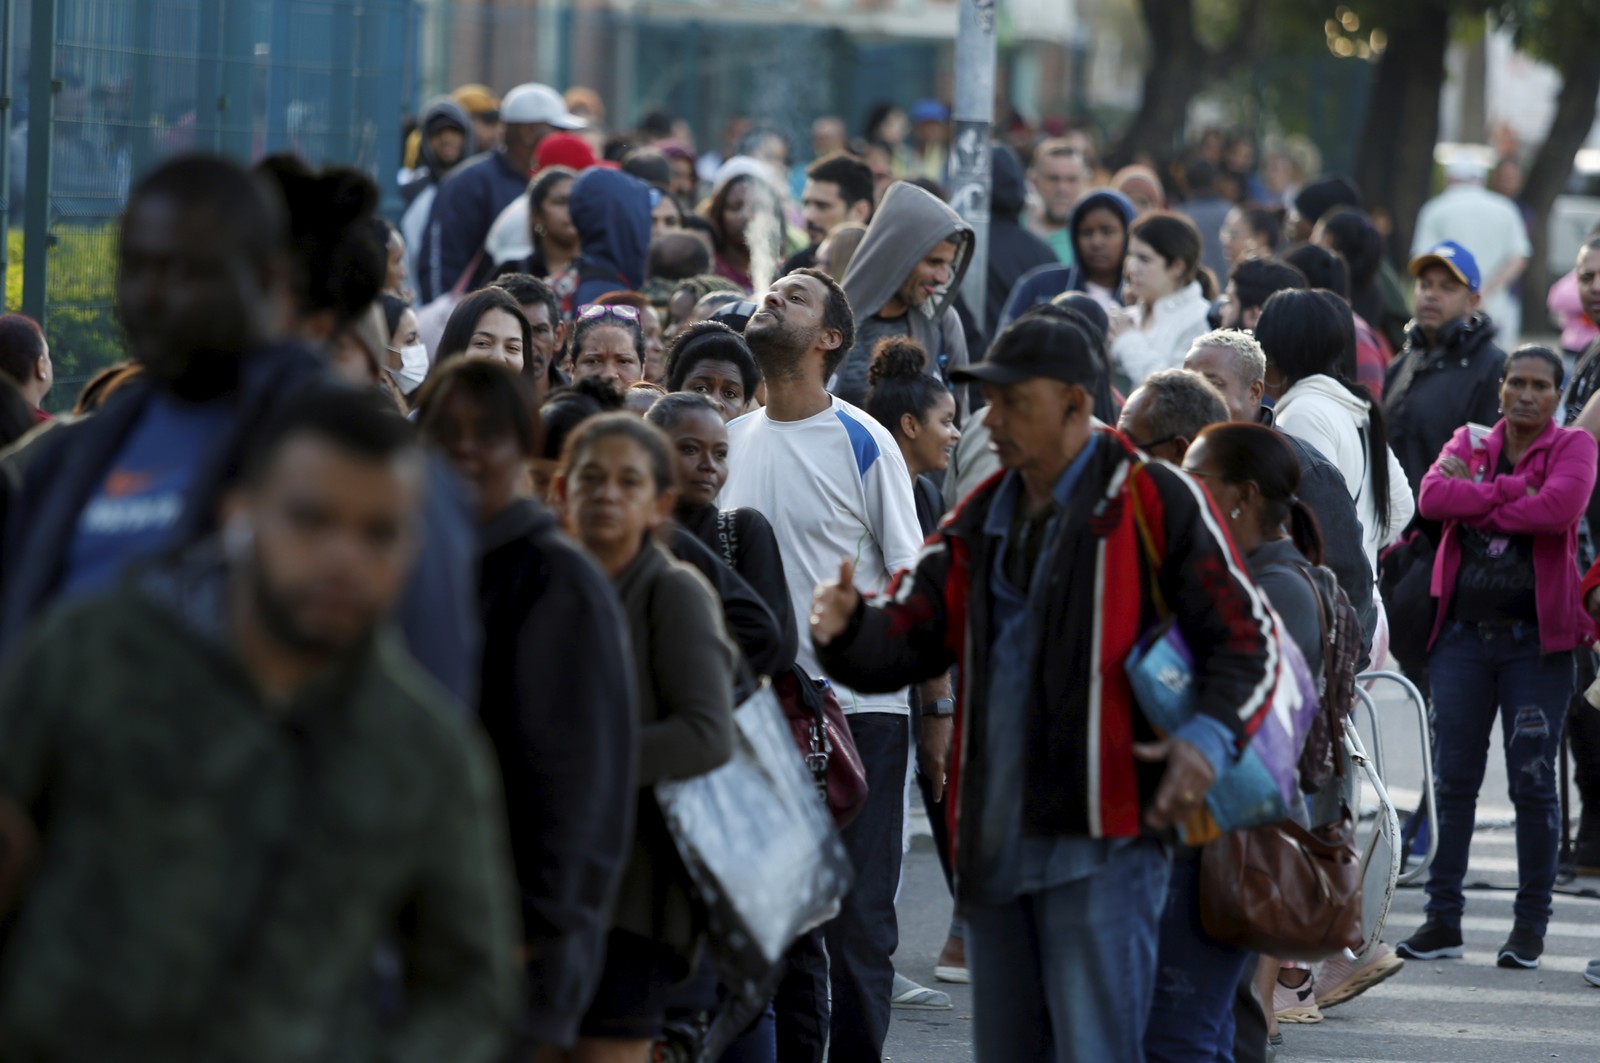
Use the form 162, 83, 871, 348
950, 0, 996, 328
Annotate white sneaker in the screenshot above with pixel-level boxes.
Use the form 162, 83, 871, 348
890, 972, 952, 1010
1315, 943, 1405, 1008
1272, 972, 1323, 1024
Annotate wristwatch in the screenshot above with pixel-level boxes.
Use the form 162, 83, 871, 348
926, 697, 956, 717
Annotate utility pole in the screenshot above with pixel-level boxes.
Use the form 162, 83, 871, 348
950, 0, 996, 327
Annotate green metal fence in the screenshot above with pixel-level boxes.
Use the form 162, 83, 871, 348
1, 0, 416, 407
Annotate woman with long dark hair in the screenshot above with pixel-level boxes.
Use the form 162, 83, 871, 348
436, 287, 533, 378
1108, 211, 1215, 391
1255, 288, 1413, 581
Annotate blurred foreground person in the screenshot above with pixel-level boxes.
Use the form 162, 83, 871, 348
0, 388, 517, 1060
0, 154, 480, 706
811, 311, 1275, 1063
0, 314, 53, 423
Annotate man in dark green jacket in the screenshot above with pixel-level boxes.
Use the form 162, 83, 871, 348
0, 388, 518, 1062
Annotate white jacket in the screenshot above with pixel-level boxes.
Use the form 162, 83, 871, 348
1111, 280, 1213, 387
1274, 374, 1415, 574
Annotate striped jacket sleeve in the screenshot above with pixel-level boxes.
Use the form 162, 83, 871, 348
814, 536, 960, 695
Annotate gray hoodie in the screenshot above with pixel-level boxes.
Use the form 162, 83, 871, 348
836, 181, 975, 417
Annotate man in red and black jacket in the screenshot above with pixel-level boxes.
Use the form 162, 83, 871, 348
811, 306, 1276, 1062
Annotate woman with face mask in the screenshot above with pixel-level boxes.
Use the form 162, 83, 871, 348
381, 293, 429, 400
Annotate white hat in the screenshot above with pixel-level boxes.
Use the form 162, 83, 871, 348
712, 154, 779, 192
501, 83, 587, 130
1445, 155, 1488, 183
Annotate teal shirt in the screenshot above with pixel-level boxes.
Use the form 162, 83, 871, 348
1047, 226, 1074, 266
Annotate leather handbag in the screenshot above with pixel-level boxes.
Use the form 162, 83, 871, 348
773, 668, 869, 830
1198, 803, 1366, 962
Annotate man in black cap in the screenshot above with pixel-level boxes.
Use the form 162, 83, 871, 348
810, 308, 1275, 1063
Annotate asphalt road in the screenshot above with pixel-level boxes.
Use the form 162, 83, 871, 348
883, 677, 1600, 1062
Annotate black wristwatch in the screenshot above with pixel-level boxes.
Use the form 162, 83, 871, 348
926, 697, 956, 717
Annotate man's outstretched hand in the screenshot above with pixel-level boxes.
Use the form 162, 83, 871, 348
810, 559, 860, 646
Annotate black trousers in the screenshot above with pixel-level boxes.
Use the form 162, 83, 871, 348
775, 712, 908, 1063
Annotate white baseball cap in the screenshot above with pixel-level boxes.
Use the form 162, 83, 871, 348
501, 83, 587, 130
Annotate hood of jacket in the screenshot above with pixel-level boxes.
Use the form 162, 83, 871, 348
479, 497, 558, 555
1277, 373, 1372, 427
417, 97, 475, 182
842, 180, 974, 323
569, 168, 653, 292
991, 146, 1028, 223
1401, 310, 1498, 360
1068, 189, 1137, 274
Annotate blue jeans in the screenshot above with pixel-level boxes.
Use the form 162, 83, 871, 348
1427, 620, 1573, 934
966, 837, 1170, 1063
1146, 853, 1253, 1062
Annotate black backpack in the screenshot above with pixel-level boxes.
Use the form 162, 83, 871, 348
1293, 562, 1362, 794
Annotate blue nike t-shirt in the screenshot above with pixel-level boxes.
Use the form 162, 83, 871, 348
61, 392, 235, 597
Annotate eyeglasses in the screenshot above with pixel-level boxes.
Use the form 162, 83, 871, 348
1129, 435, 1177, 453
577, 304, 641, 322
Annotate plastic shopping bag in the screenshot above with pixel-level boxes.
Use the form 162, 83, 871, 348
655, 680, 854, 997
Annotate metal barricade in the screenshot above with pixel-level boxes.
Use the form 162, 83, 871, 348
1358, 670, 1437, 885
1343, 710, 1400, 959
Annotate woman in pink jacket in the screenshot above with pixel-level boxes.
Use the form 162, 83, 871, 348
1396, 345, 1598, 972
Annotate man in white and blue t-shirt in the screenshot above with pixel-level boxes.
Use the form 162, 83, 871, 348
722, 267, 935, 1060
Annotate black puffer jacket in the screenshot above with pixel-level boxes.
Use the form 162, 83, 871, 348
1383, 312, 1505, 495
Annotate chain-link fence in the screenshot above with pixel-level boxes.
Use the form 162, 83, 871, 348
2, 0, 416, 408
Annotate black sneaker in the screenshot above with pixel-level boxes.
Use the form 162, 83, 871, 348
1497, 922, 1544, 969
1573, 830, 1600, 877
1396, 919, 1464, 960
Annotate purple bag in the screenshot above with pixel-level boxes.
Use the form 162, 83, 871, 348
1126, 608, 1320, 840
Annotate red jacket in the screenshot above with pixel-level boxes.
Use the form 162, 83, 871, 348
816, 427, 1276, 896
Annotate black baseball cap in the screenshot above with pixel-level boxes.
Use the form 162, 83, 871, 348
951, 309, 1100, 387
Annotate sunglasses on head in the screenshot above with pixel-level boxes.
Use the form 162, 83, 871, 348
578, 304, 641, 322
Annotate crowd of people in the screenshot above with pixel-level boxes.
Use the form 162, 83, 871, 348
1, 77, 1599, 1063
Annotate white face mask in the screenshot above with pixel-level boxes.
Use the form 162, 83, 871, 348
387, 343, 430, 394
